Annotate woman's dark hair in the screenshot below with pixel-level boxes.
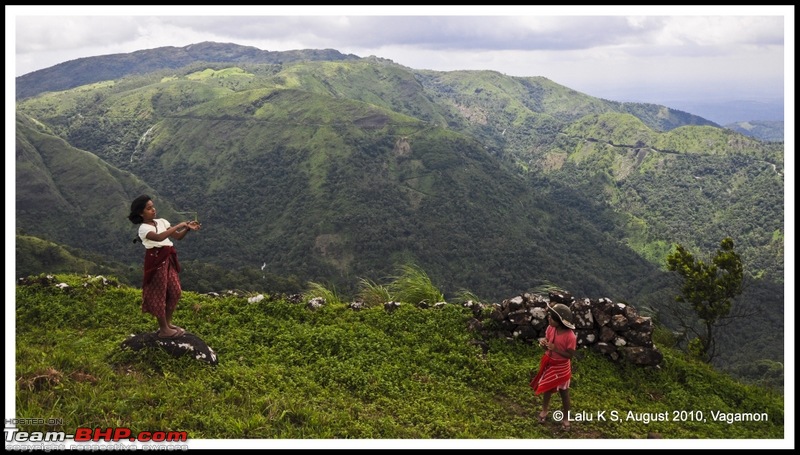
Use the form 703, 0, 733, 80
128, 195, 151, 243
128, 194, 151, 224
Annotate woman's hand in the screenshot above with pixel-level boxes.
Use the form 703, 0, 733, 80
186, 220, 202, 231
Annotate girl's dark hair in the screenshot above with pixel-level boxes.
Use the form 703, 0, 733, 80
128, 194, 151, 243
548, 311, 563, 328
128, 194, 151, 224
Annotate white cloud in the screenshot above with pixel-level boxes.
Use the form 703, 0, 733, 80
657, 16, 784, 47
15, 16, 142, 53
8, 7, 791, 107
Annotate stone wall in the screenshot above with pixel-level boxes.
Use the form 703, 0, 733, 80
273, 287, 663, 367
463, 290, 663, 367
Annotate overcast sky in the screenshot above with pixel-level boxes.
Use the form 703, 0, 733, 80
8, 6, 793, 108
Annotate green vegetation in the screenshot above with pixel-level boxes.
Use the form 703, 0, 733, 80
356, 277, 393, 308
387, 263, 445, 306
306, 264, 447, 308
666, 238, 744, 362
303, 281, 344, 306
15, 274, 784, 439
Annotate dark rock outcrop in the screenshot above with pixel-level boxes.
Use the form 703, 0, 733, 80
121, 331, 218, 366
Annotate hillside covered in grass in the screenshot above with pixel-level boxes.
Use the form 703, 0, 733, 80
14, 274, 784, 444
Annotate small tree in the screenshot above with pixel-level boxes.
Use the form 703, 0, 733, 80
666, 237, 744, 362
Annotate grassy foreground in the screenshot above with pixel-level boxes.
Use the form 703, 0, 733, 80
14, 274, 784, 444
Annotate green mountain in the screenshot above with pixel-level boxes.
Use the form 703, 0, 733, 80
15, 41, 360, 100
14, 43, 784, 384
15, 82, 660, 302
541, 113, 784, 282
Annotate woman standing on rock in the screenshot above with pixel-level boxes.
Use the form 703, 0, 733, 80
128, 195, 201, 338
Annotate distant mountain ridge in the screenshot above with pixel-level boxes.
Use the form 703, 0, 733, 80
724, 120, 784, 142
16, 41, 360, 100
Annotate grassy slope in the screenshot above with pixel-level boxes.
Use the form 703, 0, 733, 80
15, 274, 784, 442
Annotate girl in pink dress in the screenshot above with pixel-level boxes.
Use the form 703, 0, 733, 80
530, 302, 577, 430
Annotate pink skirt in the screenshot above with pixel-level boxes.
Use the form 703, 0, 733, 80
529, 352, 571, 395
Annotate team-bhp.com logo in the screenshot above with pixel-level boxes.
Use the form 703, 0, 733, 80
6, 426, 188, 450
